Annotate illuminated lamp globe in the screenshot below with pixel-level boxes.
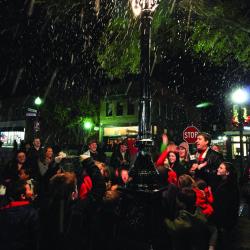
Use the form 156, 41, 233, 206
231, 89, 248, 104
130, 0, 159, 17
34, 97, 43, 106
83, 120, 93, 130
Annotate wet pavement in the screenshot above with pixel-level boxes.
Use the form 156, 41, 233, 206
234, 216, 250, 250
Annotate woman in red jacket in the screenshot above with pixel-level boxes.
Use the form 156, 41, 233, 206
178, 174, 214, 217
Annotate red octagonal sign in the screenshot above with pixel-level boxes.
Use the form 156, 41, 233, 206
183, 126, 199, 144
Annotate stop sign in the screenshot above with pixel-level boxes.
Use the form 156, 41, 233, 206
183, 126, 199, 144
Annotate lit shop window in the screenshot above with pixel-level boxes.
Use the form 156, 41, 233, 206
0, 131, 25, 148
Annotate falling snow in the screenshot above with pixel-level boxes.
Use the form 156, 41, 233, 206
0, 0, 250, 141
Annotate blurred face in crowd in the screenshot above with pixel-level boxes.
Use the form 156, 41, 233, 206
95, 161, 106, 176
45, 147, 53, 159
19, 169, 29, 181
17, 152, 26, 164
179, 147, 187, 159
89, 142, 97, 153
196, 135, 208, 151
25, 183, 33, 199
168, 152, 177, 164
120, 144, 127, 153
217, 163, 229, 176
25, 143, 31, 152
121, 169, 129, 184
33, 138, 41, 149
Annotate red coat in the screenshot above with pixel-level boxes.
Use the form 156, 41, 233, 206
204, 187, 214, 204
193, 187, 214, 217
79, 176, 93, 199
168, 170, 177, 185
156, 148, 169, 167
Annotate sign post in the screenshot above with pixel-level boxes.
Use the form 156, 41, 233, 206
183, 126, 199, 144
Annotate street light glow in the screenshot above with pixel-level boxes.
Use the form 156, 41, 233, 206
82, 117, 94, 130
34, 97, 42, 106
231, 88, 248, 104
223, 136, 228, 141
84, 121, 93, 130
196, 102, 213, 108
131, 0, 142, 16
130, 0, 159, 16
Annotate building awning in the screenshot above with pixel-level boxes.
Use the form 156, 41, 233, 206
224, 130, 250, 136
104, 126, 138, 137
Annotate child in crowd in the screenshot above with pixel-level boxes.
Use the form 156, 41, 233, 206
18, 168, 37, 201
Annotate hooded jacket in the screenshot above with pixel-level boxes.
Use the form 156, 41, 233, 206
165, 208, 210, 250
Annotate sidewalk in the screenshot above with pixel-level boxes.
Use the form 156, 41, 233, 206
233, 216, 250, 250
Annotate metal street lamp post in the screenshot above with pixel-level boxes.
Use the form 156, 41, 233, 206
238, 106, 244, 172
118, 4, 163, 250
128, 0, 160, 191
115, 3, 165, 250
231, 88, 248, 177
131, 0, 159, 141
34, 96, 43, 137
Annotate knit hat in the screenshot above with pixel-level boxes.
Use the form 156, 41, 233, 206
179, 142, 189, 160
179, 142, 189, 152
87, 138, 97, 145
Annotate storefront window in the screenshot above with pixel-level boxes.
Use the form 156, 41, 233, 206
127, 100, 135, 115
231, 136, 247, 158
106, 102, 113, 116
116, 102, 123, 116
0, 131, 25, 147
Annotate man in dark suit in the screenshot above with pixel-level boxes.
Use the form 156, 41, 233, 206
190, 132, 223, 190
110, 140, 131, 171
26, 137, 42, 180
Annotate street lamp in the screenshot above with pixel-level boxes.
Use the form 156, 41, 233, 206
34, 96, 43, 106
34, 96, 43, 136
127, 0, 160, 191
231, 88, 248, 175
131, 0, 159, 141
116, 4, 163, 249
83, 120, 94, 130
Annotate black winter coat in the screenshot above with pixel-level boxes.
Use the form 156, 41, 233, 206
3, 161, 29, 182
212, 178, 240, 230
0, 201, 39, 250
26, 147, 43, 180
110, 150, 131, 170
195, 148, 223, 189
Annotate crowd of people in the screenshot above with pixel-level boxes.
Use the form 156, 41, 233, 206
0, 132, 247, 250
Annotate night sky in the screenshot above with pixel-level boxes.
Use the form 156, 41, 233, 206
1, 0, 250, 131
